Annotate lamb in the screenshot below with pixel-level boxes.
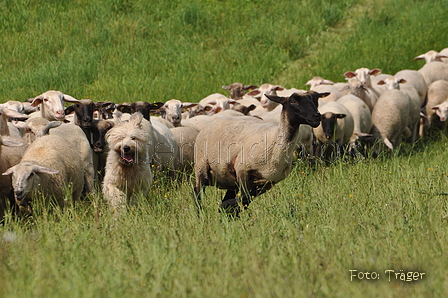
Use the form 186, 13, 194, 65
102, 112, 152, 212
337, 94, 372, 153
2, 134, 86, 215
194, 91, 326, 215
360, 89, 411, 156
376, 77, 421, 142
423, 80, 448, 133
312, 101, 354, 159
28, 90, 81, 121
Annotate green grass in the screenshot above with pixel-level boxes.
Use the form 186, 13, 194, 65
2, 0, 448, 297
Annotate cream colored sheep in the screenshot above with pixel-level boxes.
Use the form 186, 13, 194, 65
3, 134, 85, 215
29, 90, 81, 121
194, 91, 326, 215
337, 94, 372, 152
342, 77, 377, 112
423, 80, 448, 133
417, 62, 448, 86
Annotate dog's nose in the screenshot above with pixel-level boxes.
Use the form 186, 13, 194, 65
123, 145, 131, 152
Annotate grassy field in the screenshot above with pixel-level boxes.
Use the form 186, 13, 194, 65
1, 0, 448, 297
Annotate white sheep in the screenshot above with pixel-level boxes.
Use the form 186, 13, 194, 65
312, 101, 354, 159
376, 77, 421, 142
170, 126, 199, 171
417, 61, 448, 86
342, 77, 377, 112
2, 134, 86, 215
337, 94, 372, 152
198, 93, 237, 115
423, 79, 448, 133
28, 90, 81, 121
394, 69, 427, 107
194, 91, 326, 215
305, 77, 342, 103
362, 89, 411, 155
414, 50, 448, 64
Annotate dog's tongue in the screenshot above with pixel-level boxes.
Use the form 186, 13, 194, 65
122, 152, 134, 163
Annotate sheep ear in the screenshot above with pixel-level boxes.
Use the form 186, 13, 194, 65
222, 85, 231, 91
320, 79, 335, 85
245, 90, 260, 97
12, 121, 27, 130
264, 95, 286, 104
31, 95, 44, 107
2, 108, 29, 119
432, 105, 440, 110
65, 105, 75, 115
370, 69, 382, 76
150, 102, 164, 110
318, 92, 331, 98
2, 167, 14, 176
304, 79, 313, 86
116, 104, 132, 114
130, 112, 143, 125
414, 54, 425, 60
229, 99, 237, 105
336, 113, 346, 119
1, 137, 23, 147
49, 121, 62, 129
23, 105, 38, 114
62, 94, 80, 103
398, 79, 407, 84
247, 104, 257, 112
33, 165, 59, 175
181, 103, 198, 111
437, 53, 448, 59
208, 101, 217, 106
377, 80, 386, 85
243, 85, 258, 91
344, 71, 356, 78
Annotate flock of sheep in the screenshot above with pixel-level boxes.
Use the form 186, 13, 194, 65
1, 48, 448, 218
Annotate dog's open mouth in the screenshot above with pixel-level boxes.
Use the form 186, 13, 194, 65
121, 152, 135, 164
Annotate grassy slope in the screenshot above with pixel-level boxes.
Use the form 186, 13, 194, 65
1, 0, 448, 297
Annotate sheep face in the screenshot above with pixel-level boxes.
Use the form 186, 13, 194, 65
66, 99, 95, 128
266, 91, 325, 128
377, 77, 406, 90
31, 90, 80, 121
321, 112, 346, 140
106, 113, 149, 165
162, 99, 198, 127
3, 163, 59, 213
14, 118, 61, 144
344, 68, 382, 86
222, 83, 258, 100
432, 103, 448, 122
92, 120, 114, 153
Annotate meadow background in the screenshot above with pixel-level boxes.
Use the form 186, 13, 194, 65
1, 0, 448, 297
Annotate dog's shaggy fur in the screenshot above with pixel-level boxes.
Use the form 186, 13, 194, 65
102, 112, 152, 211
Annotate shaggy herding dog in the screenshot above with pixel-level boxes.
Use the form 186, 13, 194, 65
102, 112, 152, 212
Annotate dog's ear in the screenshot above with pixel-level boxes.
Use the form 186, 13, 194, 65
130, 112, 144, 126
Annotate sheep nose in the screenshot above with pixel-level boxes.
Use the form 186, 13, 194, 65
14, 190, 24, 200
123, 145, 131, 152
